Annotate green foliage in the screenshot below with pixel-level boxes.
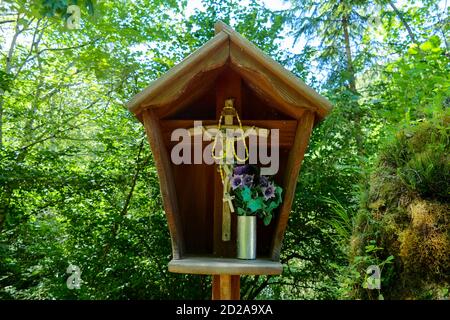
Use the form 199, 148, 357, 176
229, 165, 283, 226
371, 36, 450, 125
0, 0, 286, 300
0, 0, 448, 300
345, 118, 450, 300
0, 71, 13, 92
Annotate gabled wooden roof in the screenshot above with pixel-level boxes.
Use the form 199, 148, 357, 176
127, 21, 332, 120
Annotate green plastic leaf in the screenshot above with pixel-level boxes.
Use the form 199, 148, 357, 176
266, 200, 279, 213
241, 187, 252, 202
237, 207, 246, 216
275, 186, 283, 203
263, 214, 272, 226
247, 198, 263, 213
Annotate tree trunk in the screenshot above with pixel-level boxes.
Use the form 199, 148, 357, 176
342, 15, 356, 92
0, 17, 19, 148
388, 0, 419, 45
342, 12, 366, 157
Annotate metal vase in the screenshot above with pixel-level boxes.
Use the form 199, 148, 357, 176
237, 215, 257, 259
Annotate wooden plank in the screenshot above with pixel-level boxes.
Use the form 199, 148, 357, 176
128, 31, 229, 114
172, 163, 214, 255
270, 111, 315, 260
216, 67, 242, 115
153, 66, 226, 120
168, 256, 283, 275
160, 119, 298, 148
216, 21, 332, 119
129, 22, 332, 122
229, 60, 307, 120
142, 110, 185, 259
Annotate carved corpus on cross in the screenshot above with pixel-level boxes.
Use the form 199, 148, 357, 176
187, 98, 269, 241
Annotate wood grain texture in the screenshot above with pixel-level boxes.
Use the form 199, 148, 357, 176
142, 110, 185, 259
172, 163, 214, 255
229, 45, 310, 120
219, 22, 332, 119
220, 275, 232, 300
212, 275, 220, 299
270, 111, 315, 260
212, 275, 240, 300
128, 23, 332, 121
128, 32, 229, 114
230, 275, 240, 300
153, 66, 225, 120
212, 69, 242, 257
169, 256, 283, 275
160, 119, 298, 147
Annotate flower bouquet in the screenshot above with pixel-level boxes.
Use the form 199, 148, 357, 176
229, 164, 283, 225
228, 164, 283, 259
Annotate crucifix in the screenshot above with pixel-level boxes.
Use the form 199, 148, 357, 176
188, 98, 269, 241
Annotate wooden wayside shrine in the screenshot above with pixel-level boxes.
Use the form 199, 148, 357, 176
127, 21, 332, 300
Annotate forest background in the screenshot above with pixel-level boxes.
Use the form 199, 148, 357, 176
0, 0, 448, 300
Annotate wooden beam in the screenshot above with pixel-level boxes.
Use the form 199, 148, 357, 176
212, 275, 220, 299
160, 119, 298, 148
270, 111, 315, 260
220, 275, 232, 300
212, 275, 240, 300
142, 109, 185, 259
213, 68, 242, 257
216, 68, 242, 116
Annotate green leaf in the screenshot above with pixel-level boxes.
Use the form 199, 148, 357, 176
428, 35, 441, 48
275, 186, 283, 203
263, 214, 272, 226
85, 0, 94, 15
407, 44, 418, 55
266, 200, 280, 213
247, 198, 263, 213
419, 41, 433, 52
237, 207, 246, 216
241, 187, 252, 202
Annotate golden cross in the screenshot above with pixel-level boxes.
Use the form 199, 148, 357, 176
187, 99, 268, 241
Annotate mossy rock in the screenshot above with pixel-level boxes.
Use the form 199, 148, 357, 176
349, 119, 450, 299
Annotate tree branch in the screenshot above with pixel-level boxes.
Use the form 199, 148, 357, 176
388, 0, 419, 45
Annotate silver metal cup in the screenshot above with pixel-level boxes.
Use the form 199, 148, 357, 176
237, 215, 257, 259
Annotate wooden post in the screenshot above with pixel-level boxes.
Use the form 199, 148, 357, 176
212, 68, 242, 300
213, 68, 241, 257
212, 275, 240, 300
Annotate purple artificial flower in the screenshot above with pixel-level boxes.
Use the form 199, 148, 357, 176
242, 174, 254, 188
262, 183, 275, 200
230, 175, 243, 190
233, 165, 250, 176
259, 176, 269, 188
